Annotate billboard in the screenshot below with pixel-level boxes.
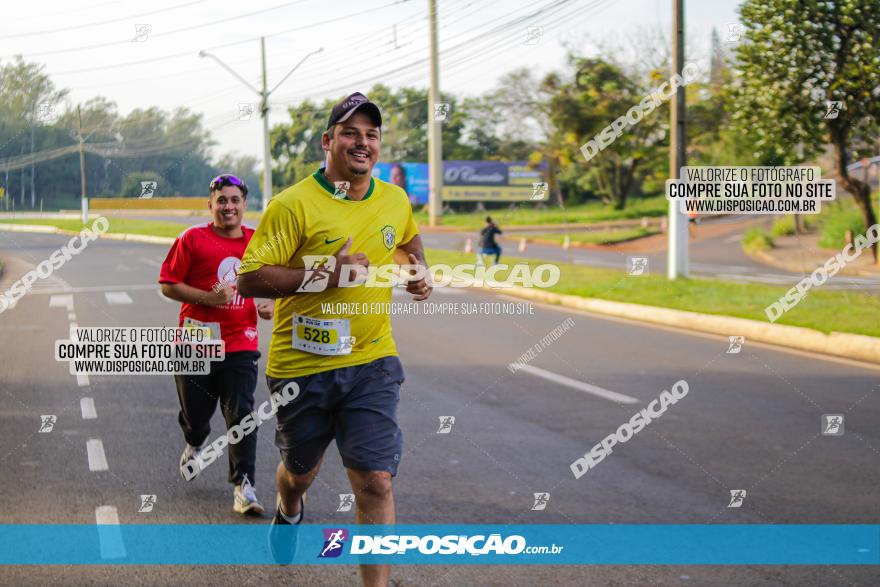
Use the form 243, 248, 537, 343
372, 161, 546, 204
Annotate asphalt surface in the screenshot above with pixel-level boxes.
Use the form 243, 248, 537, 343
111, 212, 880, 291
0, 231, 878, 586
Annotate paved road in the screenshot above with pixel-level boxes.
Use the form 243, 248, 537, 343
0, 232, 878, 585
108, 212, 880, 291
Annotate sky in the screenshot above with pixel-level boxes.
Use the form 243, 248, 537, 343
1, 0, 742, 162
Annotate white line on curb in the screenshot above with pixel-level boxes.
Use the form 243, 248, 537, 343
94, 505, 126, 559
517, 365, 639, 404
87, 439, 108, 471
81, 398, 97, 419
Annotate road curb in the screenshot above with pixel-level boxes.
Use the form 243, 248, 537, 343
488, 284, 880, 364
0, 223, 175, 245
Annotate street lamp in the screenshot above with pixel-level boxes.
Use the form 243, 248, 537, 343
199, 39, 323, 211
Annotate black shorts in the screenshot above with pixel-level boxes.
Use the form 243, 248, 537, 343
266, 356, 405, 476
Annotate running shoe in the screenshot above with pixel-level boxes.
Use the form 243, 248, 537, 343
233, 475, 265, 515
268, 493, 305, 564
179, 444, 203, 481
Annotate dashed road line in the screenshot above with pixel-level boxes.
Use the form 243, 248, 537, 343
105, 292, 133, 305
94, 506, 126, 559
516, 364, 640, 404
49, 294, 74, 310
87, 438, 109, 471
140, 257, 162, 268
80, 397, 97, 419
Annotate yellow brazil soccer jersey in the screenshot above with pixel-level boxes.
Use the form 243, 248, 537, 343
239, 168, 419, 378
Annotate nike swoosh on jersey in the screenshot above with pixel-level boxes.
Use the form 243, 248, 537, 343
324, 236, 345, 245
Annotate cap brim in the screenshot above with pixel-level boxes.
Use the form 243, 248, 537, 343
336, 102, 382, 127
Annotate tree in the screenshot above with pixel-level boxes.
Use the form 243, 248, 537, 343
734, 0, 880, 261
545, 57, 667, 209
0, 56, 68, 207
214, 153, 262, 201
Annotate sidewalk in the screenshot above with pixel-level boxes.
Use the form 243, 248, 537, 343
747, 231, 880, 277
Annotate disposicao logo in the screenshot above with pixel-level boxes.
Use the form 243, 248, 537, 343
319, 528, 348, 558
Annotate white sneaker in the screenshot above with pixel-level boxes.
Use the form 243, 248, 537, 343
179, 444, 203, 481
234, 475, 264, 515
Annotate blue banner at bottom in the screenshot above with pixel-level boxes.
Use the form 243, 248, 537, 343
0, 525, 877, 565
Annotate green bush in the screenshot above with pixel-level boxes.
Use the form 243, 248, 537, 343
770, 215, 815, 237
742, 226, 774, 253
818, 206, 865, 249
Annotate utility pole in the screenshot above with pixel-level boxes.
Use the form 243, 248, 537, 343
77, 105, 88, 224
200, 40, 323, 212
427, 0, 443, 227
667, 0, 688, 279
260, 38, 272, 213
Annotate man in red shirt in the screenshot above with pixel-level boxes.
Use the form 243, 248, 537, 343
159, 174, 273, 515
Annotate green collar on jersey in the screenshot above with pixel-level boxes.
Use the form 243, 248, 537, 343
313, 168, 374, 201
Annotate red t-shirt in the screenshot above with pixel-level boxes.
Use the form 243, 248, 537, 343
159, 223, 259, 353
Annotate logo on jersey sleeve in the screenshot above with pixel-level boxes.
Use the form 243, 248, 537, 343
381, 225, 395, 250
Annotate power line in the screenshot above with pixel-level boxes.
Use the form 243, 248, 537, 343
0, 0, 209, 40
178, 0, 477, 113
46, 0, 413, 75
270, 0, 578, 104
5, 0, 313, 59
2, 0, 123, 25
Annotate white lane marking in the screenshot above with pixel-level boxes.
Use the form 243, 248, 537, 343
87, 438, 109, 471
81, 397, 97, 419
517, 365, 640, 404
77, 373, 90, 387
115, 264, 132, 272
94, 505, 127, 559
105, 292, 133, 305
723, 234, 743, 244
67, 312, 76, 321
49, 294, 74, 310
31, 284, 158, 296
140, 257, 162, 268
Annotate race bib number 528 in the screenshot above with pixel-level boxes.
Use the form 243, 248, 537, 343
292, 314, 353, 356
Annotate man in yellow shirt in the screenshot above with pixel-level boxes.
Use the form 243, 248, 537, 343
237, 92, 431, 585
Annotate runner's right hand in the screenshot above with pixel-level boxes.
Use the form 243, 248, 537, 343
329, 237, 370, 287
206, 283, 235, 306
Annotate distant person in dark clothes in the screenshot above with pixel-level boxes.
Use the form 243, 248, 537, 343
479, 216, 503, 265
